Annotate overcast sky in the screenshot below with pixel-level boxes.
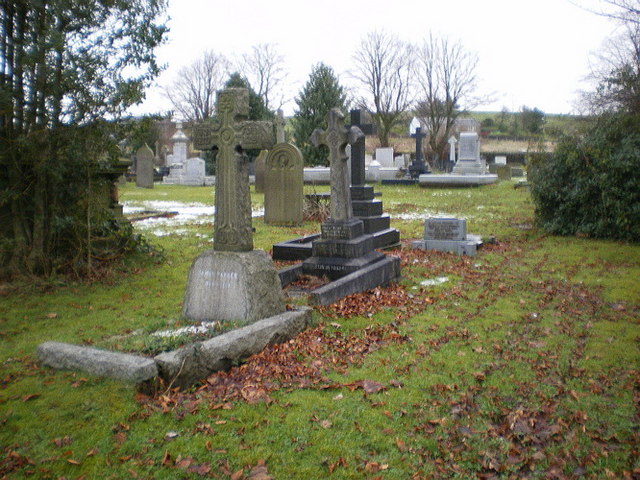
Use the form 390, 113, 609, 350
129, 0, 619, 118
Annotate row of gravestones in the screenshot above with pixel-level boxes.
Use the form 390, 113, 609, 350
37, 88, 481, 388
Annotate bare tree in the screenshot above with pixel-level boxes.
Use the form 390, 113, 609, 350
578, 1, 640, 114
569, 0, 640, 25
351, 30, 415, 147
414, 33, 485, 170
164, 51, 229, 122
239, 43, 286, 112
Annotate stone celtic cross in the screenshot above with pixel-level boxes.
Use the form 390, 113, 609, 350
192, 88, 275, 251
275, 109, 286, 144
310, 109, 363, 222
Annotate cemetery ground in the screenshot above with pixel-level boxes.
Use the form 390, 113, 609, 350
1, 181, 639, 479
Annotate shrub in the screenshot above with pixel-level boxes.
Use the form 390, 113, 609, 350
529, 113, 640, 242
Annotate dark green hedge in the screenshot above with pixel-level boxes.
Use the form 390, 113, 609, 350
529, 113, 640, 242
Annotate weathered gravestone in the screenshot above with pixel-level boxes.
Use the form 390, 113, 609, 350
411, 217, 482, 256
264, 110, 303, 225
264, 143, 304, 225
182, 88, 285, 324
348, 109, 400, 249
135, 144, 154, 188
298, 109, 400, 303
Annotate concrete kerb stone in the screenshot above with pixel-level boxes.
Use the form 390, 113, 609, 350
37, 341, 158, 383
37, 307, 312, 388
154, 307, 313, 388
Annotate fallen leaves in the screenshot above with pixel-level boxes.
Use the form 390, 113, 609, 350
143, 322, 410, 408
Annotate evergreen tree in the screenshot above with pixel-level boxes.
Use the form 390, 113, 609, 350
224, 73, 273, 121
293, 64, 348, 166
220, 73, 272, 165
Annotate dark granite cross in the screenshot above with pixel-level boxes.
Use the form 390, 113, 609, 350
310, 109, 363, 222
348, 110, 376, 187
409, 126, 428, 178
192, 88, 275, 252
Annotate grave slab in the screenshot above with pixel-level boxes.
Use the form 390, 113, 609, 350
37, 342, 158, 383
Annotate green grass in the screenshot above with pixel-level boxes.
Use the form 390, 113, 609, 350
1, 180, 638, 479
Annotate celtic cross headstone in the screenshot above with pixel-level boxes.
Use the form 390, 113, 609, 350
192, 88, 275, 251
310, 109, 363, 222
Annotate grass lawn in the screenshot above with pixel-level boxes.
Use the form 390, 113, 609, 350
1, 180, 638, 479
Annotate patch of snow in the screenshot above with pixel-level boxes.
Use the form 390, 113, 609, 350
123, 200, 264, 232
151, 321, 220, 338
420, 276, 449, 286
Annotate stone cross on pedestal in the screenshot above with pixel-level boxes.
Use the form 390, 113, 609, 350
192, 88, 275, 252
310, 109, 363, 222
348, 110, 376, 187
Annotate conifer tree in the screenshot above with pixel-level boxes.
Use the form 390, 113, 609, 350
293, 64, 348, 166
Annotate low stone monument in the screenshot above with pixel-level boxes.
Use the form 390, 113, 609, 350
183, 88, 285, 324
418, 132, 497, 187
411, 217, 482, 256
135, 144, 154, 188
264, 110, 303, 225
452, 132, 485, 175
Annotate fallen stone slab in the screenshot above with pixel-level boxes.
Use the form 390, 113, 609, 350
307, 255, 401, 306
37, 341, 158, 383
154, 307, 312, 388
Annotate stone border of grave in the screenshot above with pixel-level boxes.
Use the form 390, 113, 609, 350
37, 307, 312, 389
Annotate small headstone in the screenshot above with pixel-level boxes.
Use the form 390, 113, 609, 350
496, 165, 511, 180
264, 143, 304, 225
135, 144, 154, 188
254, 149, 268, 193
495, 155, 507, 165
185, 157, 205, 178
411, 217, 482, 256
375, 147, 394, 168
511, 167, 524, 177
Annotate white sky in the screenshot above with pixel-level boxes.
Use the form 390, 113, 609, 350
130, 0, 619, 118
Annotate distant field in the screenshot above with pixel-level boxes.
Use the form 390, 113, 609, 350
366, 136, 553, 155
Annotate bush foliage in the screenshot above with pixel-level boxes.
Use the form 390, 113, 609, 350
529, 113, 640, 241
